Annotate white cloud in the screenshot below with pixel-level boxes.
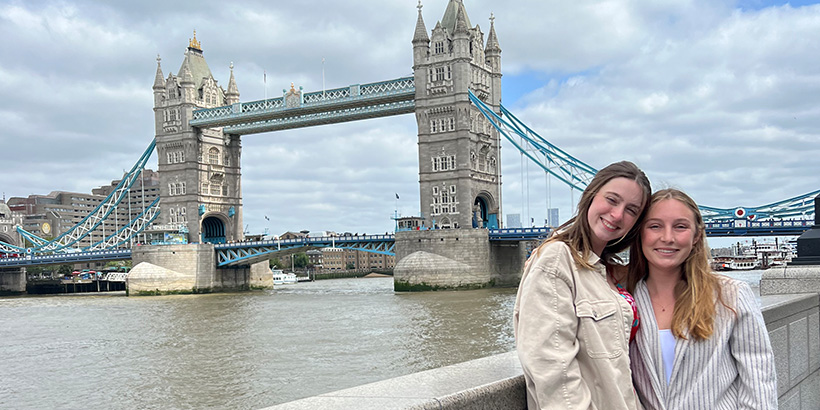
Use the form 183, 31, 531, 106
0, 0, 818, 239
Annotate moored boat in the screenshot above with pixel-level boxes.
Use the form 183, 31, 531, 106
272, 269, 298, 285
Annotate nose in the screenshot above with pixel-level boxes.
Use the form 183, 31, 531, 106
610, 206, 624, 221
660, 226, 674, 242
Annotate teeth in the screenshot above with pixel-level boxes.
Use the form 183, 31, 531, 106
657, 249, 676, 254
602, 219, 617, 230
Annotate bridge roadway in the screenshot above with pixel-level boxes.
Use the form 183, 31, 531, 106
0, 222, 811, 269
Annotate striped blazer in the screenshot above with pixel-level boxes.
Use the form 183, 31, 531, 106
629, 277, 777, 410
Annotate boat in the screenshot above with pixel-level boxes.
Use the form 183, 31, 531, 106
712, 255, 758, 271
272, 269, 298, 285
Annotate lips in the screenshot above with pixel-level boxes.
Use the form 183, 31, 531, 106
655, 248, 678, 255
601, 218, 618, 232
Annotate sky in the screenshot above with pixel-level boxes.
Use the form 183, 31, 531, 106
1, 0, 819, 248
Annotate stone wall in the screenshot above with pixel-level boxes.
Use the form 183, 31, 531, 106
393, 229, 492, 290
262, 292, 820, 410
489, 241, 527, 287
0, 267, 25, 294
764, 293, 820, 409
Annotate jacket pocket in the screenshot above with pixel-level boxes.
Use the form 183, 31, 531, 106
575, 300, 623, 359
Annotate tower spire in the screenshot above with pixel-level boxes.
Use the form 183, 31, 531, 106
226, 62, 239, 105
486, 13, 501, 53
413, 0, 429, 44
153, 54, 165, 90
454, 6, 469, 35
188, 29, 202, 51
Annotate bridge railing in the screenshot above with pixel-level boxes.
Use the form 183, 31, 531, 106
190, 77, 415, 128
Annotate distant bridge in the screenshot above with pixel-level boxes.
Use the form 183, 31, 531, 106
6, 221, 811, 270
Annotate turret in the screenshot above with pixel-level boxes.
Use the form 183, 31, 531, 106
153, 55, 165, 107
226, 62, 240, 105
412, 1, 430, 66
485, 13, 502, 106
452, 7, 470, 59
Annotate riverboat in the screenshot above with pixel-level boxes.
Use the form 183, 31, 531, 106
712, 255, 758, 271
272, 269, 297, 285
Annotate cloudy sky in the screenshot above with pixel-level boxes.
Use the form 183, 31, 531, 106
1, 0, 818, 246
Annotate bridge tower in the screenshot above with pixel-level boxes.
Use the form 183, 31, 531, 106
412, 0, 503, 230
152, 32, 243, 244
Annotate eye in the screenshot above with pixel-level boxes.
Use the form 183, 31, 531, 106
626, 207, 639, 216
606, 196, 618, 205
646, 223, 661, 230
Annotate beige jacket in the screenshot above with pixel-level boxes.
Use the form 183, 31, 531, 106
514, 241, 642, 410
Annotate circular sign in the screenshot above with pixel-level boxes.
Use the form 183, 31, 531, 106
42, 222, 51, 235
734, 208, 746, 218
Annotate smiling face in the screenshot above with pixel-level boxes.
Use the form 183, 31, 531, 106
586, 177, 645, 255
641, 198, 699, 276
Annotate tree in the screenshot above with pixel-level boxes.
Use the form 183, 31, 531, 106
269, 258, 284, 269
58, 265, 72, 276
293, 252, 308, 268
346, 262, 355, 270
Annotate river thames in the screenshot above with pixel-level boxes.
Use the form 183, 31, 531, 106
1, 269, 766, 410
0, 277, 517, 410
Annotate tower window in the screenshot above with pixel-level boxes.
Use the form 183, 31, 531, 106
208, 147, 220, 165
435, 41, 444, 54
435, 67, 445, 82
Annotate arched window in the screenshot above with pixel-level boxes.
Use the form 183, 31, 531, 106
209, 147, 220, 165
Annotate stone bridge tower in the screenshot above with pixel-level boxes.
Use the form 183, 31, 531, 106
152, 32, 243, 244
412, 0, 502, 230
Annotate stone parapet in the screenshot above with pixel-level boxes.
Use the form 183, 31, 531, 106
262, 292, 820, 410
259, 351, 525, 410
762, 265, 820, 295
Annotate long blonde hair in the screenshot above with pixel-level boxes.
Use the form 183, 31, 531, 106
534, 161, 651, 269
627, 188, 730, 341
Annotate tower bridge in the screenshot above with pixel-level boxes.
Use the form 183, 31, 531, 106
1, 0, 817, 294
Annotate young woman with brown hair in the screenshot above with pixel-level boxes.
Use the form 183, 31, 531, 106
514, 161, 651, 410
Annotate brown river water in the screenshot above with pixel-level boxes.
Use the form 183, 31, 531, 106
0, 277, 517, 410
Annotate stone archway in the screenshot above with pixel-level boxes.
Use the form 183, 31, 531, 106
473, 192, 499, 229
201, 216, 227, 244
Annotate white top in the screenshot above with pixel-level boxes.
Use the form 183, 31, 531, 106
658, 329, 676, 384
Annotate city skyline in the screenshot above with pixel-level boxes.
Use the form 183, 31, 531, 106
2, 0, 819, 244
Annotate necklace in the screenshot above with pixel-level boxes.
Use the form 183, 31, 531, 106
655, 299, 673, 312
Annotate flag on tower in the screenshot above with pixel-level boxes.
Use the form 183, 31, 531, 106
395, 193, 400, 199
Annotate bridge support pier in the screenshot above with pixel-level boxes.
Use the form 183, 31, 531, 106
393, 230, 526, 291
0, 267, 26, 295
128, 244, 273, 296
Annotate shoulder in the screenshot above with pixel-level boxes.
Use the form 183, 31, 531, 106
714, 275, 758, 314
527, 241, 578, 279
532, 240, 574, 262
715, 275, 753, 299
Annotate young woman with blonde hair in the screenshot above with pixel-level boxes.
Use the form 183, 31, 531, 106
514, 161, 651, 410
627, 188, 777, 409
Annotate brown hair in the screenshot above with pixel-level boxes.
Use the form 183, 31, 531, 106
627, 188, 730, 341
535, 161, 651, 269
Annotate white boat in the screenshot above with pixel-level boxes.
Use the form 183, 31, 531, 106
272, 269, 298, 285
728, 255, 759, 270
